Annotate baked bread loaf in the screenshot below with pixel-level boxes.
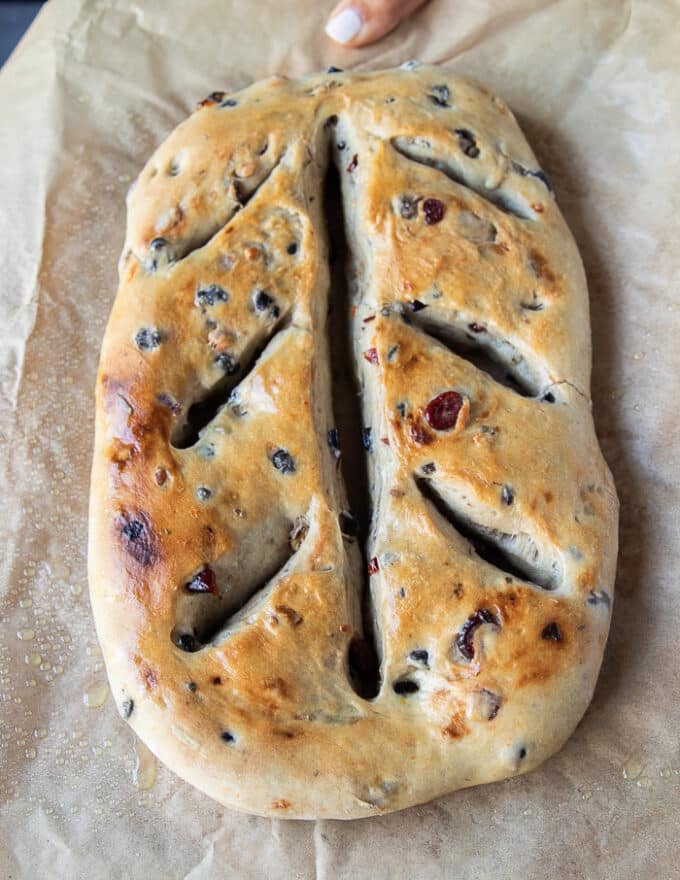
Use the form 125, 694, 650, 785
89, 64, 618, 819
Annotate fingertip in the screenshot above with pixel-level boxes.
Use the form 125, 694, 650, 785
325, 7, 364, 44
325, 0, 426, 48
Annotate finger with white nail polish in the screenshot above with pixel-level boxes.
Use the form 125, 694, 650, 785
325, 6, 363, 43
325, 0, 431, 48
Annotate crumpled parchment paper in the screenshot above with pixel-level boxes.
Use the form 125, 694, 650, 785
1, 1, 679, 877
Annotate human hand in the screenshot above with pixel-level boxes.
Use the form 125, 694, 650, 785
325, 0, 430, 47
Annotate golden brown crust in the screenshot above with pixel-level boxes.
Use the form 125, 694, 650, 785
88, 65, 618, 819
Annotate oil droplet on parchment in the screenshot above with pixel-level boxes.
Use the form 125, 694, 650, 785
133, 740, 157, 791
622, 753, 645, 781
83, 681, 109, 709
16, 629, 35, 641
45, 560, 71, 581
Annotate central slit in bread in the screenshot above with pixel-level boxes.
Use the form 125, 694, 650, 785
324, 159, 381, 699
416, 477, 561, 590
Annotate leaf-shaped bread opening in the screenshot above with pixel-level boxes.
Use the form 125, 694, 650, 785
403, 308, 551, 398
132, 154, 284, 270
416, 477, 562, 590
392, 136, 536, 221
172, 512, 297, 649
171, 312, 290, 448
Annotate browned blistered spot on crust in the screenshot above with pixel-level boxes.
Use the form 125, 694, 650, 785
496, 587, 545, 619
189, 193, 205, 213
275, 605, 304, 626
273, 728, 298, 739
125, 418, 152, 450
397, 347, 423, 372
515, 628, 575, 688
111, 439, 137, 468
116, 510, 159, 568
263, 677, 290, 700
101, 378, 159, 460
202, 524, 216, 551
271, 799, 291, 810
577, 568, 597, 590
491, 241, 510, 255
544, 491, 554, 503
443, 713, 469, 739
208, 326, 236, 351
141, 664, 158, 691
486, 589, 582, 688
529, 249, 557, 283
101, 374, 131, 404
408, 417, 434, 446
516, 664, 557, 689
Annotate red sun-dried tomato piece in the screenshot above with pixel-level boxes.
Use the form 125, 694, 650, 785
363, 348, 379, 365
425, 391, 464, 431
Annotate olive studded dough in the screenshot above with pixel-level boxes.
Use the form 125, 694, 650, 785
88, 64, 618, 819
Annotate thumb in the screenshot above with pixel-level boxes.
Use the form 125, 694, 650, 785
325, 0, 430, 48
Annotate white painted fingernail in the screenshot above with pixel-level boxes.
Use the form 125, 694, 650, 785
325, 7, 363, 44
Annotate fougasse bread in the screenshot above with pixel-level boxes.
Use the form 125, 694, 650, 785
88, 64, 619, 819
